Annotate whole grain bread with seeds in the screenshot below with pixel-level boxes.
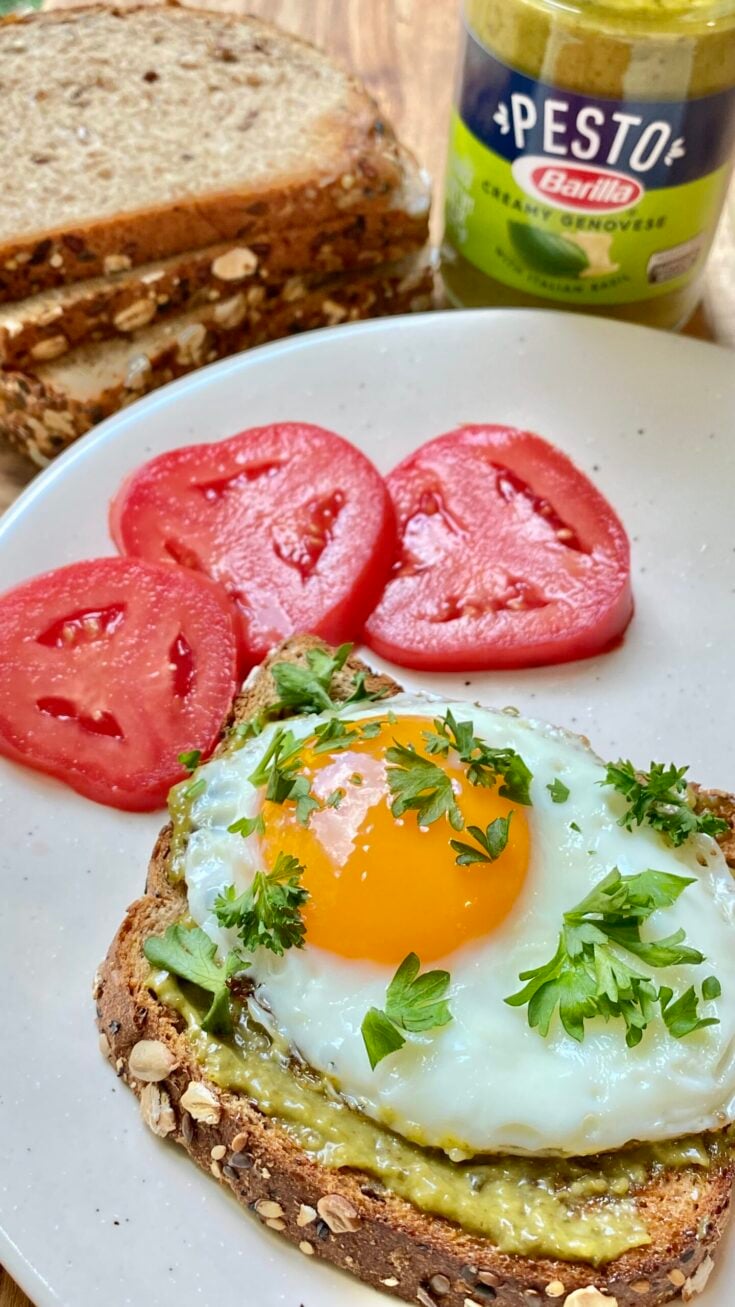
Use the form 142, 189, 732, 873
96, 636, 735, 1307
0, 252, 433, 464
0, 201, 428, 370
0, 4, 421, 299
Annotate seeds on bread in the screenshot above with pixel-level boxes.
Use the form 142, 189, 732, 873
0, 210, 428, 370
0, 253, 434, 465
96, 636, 735, 1307
0, 5, 418, 297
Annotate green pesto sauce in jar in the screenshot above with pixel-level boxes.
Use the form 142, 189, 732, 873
150, 969, 733, 1266
443, 0, 735, 327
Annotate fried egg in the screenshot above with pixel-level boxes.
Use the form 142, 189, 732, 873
183, 693, 735, 1157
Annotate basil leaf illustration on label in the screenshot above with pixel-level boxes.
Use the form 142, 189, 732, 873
508, 222, 590, 278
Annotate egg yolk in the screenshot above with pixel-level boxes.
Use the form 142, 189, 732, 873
260, 716, 530, 964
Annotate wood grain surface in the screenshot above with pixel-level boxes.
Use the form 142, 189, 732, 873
2, 1, 735, 1303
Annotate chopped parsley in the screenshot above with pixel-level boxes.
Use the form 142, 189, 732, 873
505, 868, 720, 1047
547, 778, 570, 804
270, 643, 389, 715
143, 924, 247, 1035
228, 813, 265, 838
423, 710, 533, 806
602, 759, 728, 848
214, 852, 308, 956
247, 727, 318, 825
229, 712, 268, 747
178, 748, 201, 773
312, 715, 386, 755
450, 813, 513, 866
312, 717, 361, 754
361, 952, 453, 1069
569, 821, 582, 834
386, 741, 463, 831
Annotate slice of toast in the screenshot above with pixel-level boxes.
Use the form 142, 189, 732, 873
0, 207, 428, 369
0, 5, 418, 298
0, 252, 434, 465
95, 636, 735, 1307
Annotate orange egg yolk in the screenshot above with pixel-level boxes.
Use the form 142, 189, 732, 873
260, 716, 530, 964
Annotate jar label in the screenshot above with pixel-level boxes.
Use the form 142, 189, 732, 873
446, 27, 735, 305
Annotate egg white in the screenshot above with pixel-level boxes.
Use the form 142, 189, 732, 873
183, 692, 735, 1157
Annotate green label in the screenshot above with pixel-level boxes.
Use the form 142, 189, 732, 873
446, 110, 731, 306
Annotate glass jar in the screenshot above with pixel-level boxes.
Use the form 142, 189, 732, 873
443, 0, 735, 329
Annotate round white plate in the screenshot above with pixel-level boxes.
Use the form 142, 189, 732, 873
1, 309, 734, 1307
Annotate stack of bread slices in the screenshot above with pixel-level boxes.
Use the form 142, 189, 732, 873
0, 4, 432, 465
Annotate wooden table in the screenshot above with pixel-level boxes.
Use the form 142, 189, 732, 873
2, 2, 735, 1302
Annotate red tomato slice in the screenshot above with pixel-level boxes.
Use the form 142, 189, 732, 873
110, 423, 396, 668
0, 558, 237, 810
364, 424, 633, 671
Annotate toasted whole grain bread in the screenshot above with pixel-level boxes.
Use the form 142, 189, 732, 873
0, 252, 434, 465
95, 637, 735, 1307
0, 5, 418, 297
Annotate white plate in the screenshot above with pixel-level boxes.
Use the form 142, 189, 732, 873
1, 309, 734, 1307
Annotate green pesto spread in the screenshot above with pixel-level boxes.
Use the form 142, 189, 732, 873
167, 777, 193, 881
150, 969, 733, 1266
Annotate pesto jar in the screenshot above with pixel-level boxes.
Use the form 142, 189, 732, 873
443, 0, 735, 329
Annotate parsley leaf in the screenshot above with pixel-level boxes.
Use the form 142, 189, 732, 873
311, 716, 386, 755
703, 976, 722, 1001
178, 749, 201, 773
547, 778, 570, 804
361, 1008, 406, 1068
386, 741, 464, 830
344, 670, 391, 706
603, 759, 729, 848
361, 952, 453, 1069
270, 644, 389, 716
312, 717, 362, 754
423, 710, 533, 806
385, 953, 453, 1031
271, 644, 352, 713
214, 852, 308, 956
660, 985, 720, 1039
247, 728, 319, 825
248, 727, 302, 793
450, 814, 513, 865
228, 814, 265, 838
506, 868, 719, 1047
143, 924, 246, 1035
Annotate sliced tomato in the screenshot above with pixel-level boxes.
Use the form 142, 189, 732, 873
0, 558, 237, 810
364, 424, 633, 671
110, 423, 396, 668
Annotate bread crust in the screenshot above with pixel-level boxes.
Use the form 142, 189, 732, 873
96, 636, 735, 1307
0, 5, 422, 300
0, 254, 434, 465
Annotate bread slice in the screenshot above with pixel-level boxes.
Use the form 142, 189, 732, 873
0, 207, 428, 369
0, 252, 434, 465
96, 636, 735, 1307
0, 5, 420, 298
